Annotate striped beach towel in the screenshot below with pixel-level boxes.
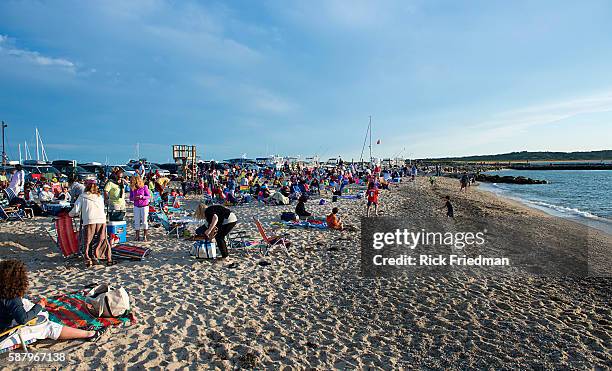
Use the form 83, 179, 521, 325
45, 292, 136, 330
111, 244, 152, 261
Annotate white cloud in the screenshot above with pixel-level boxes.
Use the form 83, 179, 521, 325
0, 34, 76, 71
270, 0, 416, 30
245, 87, 295, 114
470, 91, 612, 133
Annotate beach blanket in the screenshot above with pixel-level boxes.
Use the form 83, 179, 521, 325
339, 194, 362, 200
111, 244, 152, 261
282, 220, 328, 229
45, 291, 136, 330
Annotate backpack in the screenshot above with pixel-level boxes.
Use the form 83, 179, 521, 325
86, 284, 131, 318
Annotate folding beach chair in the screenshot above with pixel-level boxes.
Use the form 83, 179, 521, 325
0, 198, 25, 221
151, 192, 163, 208
0, 318, 38, 353
50, 213, 81, 258
155, 211, 187, 238
253, 217, 291, 256
5, 187, 17, 201
166, 195, 188, 216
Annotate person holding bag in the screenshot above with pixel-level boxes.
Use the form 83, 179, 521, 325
69, 181, 114, 268
194, 203, 237, 258
129, 175, 151, 242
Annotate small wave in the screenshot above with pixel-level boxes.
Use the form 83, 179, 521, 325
526, 200, 602, 220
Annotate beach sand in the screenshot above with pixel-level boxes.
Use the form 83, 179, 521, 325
0, 177, 610, 369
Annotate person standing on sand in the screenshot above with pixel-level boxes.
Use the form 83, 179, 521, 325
460, 173, 469, 192
366, 181, 380, 217
129, 175, 151, 242
69, 181, 114, 267
104, 169, 127, 221
69, 176, 85, 201
135, 160, 146, 178
441, 196, 454, 217
8, 164, 25, 195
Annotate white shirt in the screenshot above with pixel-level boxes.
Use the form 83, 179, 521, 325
9, 170, 25, 192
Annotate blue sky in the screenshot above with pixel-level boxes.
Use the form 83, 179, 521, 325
1, 0, 611, 163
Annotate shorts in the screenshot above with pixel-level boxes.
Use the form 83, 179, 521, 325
367, 200, 378, 207
0, 302, 63, 351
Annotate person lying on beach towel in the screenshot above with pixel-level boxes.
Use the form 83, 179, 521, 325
0, 260, 106, 352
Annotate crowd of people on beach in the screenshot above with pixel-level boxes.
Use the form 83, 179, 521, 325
0, 158, 479, 352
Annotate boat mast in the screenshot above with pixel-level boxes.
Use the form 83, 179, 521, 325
359, 116, 372, 164
36, 127, 40, 161
369, 115, 372, 163
1, 121, 7, 166
38, 129, 48, 162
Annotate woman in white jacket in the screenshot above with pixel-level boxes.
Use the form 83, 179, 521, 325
69, 181, 114, 267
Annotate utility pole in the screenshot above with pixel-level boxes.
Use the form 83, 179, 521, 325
1, 121, 7, 165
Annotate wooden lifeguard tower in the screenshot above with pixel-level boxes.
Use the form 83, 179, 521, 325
172, 145, 198, 181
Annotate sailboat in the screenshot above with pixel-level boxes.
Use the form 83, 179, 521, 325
23, 127, 49, 164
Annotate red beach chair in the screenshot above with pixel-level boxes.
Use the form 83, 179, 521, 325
253, 217, 291, 256
52, 213, 81, 258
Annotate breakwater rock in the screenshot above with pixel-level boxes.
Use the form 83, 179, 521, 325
476, 174, 547, 184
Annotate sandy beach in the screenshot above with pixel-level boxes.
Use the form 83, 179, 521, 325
1, 177, 610, 369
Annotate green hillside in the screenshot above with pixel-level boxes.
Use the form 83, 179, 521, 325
422, 150, 612, 162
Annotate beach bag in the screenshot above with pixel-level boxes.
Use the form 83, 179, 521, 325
86, 284, 131, 318
190, 240, 217, 259
281, 212, 297, 222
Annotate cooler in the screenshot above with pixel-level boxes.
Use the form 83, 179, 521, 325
107, 221, 127, 243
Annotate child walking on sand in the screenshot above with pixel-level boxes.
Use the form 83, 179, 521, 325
366, 182, 380, 217
441, 196, 454, 217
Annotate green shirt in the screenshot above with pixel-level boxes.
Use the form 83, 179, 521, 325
104, 181, 126, 211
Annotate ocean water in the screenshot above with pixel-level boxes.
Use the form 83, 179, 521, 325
480, 169, 612, 233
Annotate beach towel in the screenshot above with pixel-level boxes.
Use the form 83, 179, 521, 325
45, 291, 136, 330
339, 193, 363, 200
282, 220, 328, 229
111, 244, 152, 261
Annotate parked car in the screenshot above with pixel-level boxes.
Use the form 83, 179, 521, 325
127, 162, 170, 177
52, 163, 97, 182
79, 162, 112, 179
156, 163, 180, 180
113, 165, 136, 177
147, 163, 170, 177
22, 164, 68, 182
